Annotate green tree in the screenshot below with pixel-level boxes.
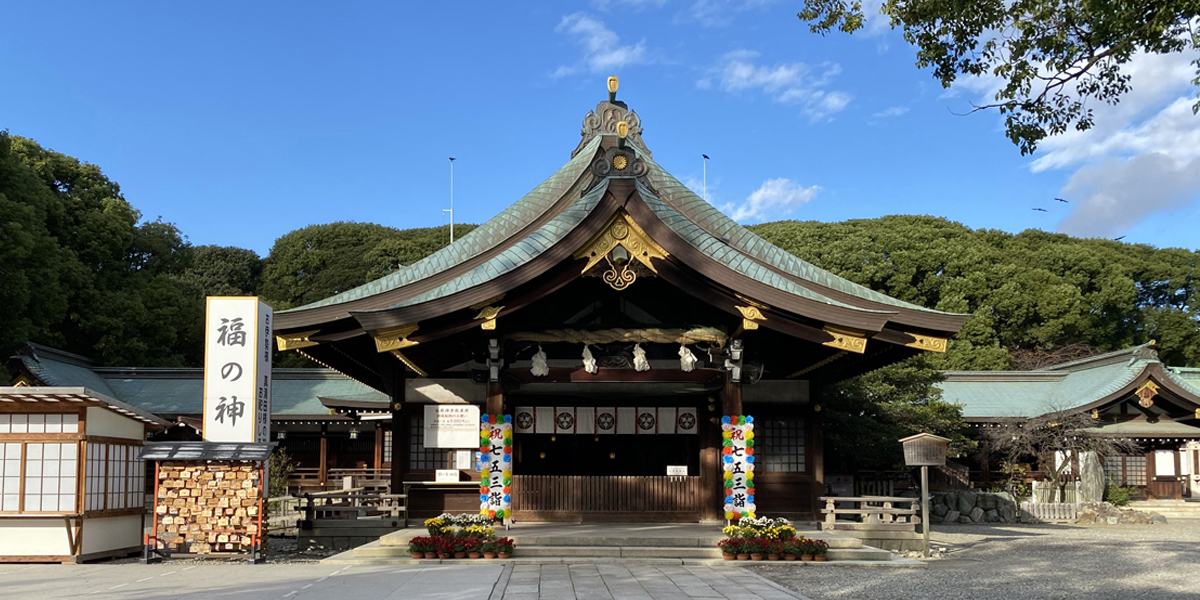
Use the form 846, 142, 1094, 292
175, 245, 263, 297
798, 0, 1200, 154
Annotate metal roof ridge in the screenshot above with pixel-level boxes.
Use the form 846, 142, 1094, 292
1034, 342, 1158, 372
941, 370, 1068, 382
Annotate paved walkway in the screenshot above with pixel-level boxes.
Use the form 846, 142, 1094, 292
0, 562, 804, 600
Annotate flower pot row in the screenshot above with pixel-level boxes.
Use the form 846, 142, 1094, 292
411, 551, 513, 559
721, 553, 827, 561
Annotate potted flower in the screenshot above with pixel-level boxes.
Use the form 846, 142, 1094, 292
748, 538, 767, 561
717, 539, 740, 561
812, 539, 829, 562
424, 517, 447, 536
799, 540, 815, 562
482, 541, 498, 559
408, 536, 428, 559
466, 537, 483, 559
781, 538, 800, 561
496, 537, 515, 559
436, 536, 455, 560
766, 539, 783, 561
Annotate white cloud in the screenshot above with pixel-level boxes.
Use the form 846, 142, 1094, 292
700, 50, 852, 121
873, 106, 909, 118
1058, 152, 1200, 239
554, 13, 647, 76
723, 178, 820, 221
676, 0, 778, 28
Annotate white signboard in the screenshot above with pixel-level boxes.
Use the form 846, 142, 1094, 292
203, 297, 272, 443
435, 469, 460, 483
667, 465, 688, 476
423, 405, 481, 448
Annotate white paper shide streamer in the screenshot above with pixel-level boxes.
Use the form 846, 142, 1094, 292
678, 345, 697, 372
582, 345, 598, 374
633, 343, 650, 372
531, 345, 549, 377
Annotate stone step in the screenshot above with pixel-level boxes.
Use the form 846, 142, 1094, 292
826, 547, 895, 561
830, 530, 924, 541
379, 530, 862, 549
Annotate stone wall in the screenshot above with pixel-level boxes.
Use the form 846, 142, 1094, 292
929, 491, 1018, 524
154, 461, 265, 554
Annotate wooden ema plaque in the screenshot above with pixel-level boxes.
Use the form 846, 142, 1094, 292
150, 461, 265, 557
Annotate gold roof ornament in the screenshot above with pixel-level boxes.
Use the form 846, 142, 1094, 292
1135, 380, 1159, 408
608, 76, 619, 94
736, 305, 767, 330
821, 325, 868, 354
574, 209, 669, 291
276, 329, 320, 351
373, 323, 419, 352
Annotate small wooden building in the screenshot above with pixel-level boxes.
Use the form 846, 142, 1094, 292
940, 343, 1200, 500
0, 386, 167, 563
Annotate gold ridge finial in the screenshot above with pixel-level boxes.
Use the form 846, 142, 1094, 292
607, 76, 619, 102
616, 121, 628, 139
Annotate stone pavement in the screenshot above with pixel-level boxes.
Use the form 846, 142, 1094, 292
0, 561, 806, 600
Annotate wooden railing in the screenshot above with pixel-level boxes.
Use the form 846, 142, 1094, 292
298, 489, 407, 524
288, 468, 391, 494
819, 496, 921, 531
513, 475, 700, 521
1019, 501, 1077, 522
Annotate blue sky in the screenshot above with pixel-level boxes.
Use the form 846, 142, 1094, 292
3, 1, 1198, 256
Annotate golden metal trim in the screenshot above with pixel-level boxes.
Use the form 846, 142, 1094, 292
475, 306, 504, 331
391, 350, 428, 377
787, 351, 848, 378
574, 209, 669, 291
613, 155, 628, 170
373, 323, 420, 353
736, 305, 767, 330
734, 294, 770, 311
821, 326, 868, 354
1135, 380, 1159, 408
11, 375, 33, 387
903, 334, 948, 353
276, 329, 320, 351
469, 294, 506, 311
607, 76, 619, 94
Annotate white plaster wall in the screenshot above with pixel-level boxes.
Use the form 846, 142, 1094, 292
0, 519, 72, 556
81, 514, 142, 554
85, 407, 143, 440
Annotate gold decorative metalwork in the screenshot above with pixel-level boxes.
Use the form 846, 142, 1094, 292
574, 209, 669, 291
1135, 380, 1159, 408
903, 333, 948, 353
607, 76, 619, 94
736, 305, 767, 330
1091, 409, 1100, 419
11, 375, 33, 387
474, 306, 504, 330
613, 155, 628, 170
373, 323, 420, 352
276, 329, 320, 351
821, 326, 868, 354
787, 351, 848, 378
616, 120, 628, 139
391, 350, 428, 377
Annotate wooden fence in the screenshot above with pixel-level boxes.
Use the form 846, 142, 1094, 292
512, 475, 700, 521
819, 496, 921, 529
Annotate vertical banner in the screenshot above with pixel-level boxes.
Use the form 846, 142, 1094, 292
658, 407, 677, 435
616, 407, 636, 435
576, 407, 596, 435
514, 407, 535, 434
535, 407, 554, 434
722, 415, 756, 520
636, 407, 658, 434
203, 297, 272, 443
596, 408, 617, 434
554, 407, 576, 434
478, 415, 512, 520
677, 407, 698, 434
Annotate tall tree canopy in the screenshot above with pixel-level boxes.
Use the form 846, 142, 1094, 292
749, 215, 1200, 369
798, 0, 1200, 154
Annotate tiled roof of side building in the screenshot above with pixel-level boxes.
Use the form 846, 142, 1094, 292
939, 344, 1200, 419
282, 136, 602, 313
13, 344, 119, 399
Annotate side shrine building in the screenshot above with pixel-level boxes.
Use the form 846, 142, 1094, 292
270, 81, 969, 522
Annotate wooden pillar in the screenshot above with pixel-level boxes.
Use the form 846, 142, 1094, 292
486, 381, 504, 416
981, 440, 991, 485
318, 424, 328, 485
1176, 450, 1183, 500
699, 397, 721, 522
809, 408, 824, 521
373, 423, 383, 471
1146, 450, 1157, 499
722, 375, 742, 416
390, 404, 404, 493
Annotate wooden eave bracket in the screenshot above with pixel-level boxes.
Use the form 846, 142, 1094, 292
821, 325, 868, 354
276, 329, 320, 351
372, 323, 420, 353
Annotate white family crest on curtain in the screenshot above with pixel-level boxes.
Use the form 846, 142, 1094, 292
478, 415, 512, 520
531, 346, 549, 377
677, 407, 698, 434
555, 407, 576, 434
722, 415, 756, 519
514, 407, 536, 434
596, 407, 617, 434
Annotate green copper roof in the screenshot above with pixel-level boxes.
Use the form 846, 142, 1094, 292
284, 136, 602, 313
938, 344, 1200, 418
642, 157, 959, 317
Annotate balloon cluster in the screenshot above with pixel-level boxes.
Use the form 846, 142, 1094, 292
721, 415, 756, 520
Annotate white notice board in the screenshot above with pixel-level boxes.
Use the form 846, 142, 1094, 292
423, 404, 481, 448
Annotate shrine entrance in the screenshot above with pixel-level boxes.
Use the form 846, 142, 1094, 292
509, 398, 707, 522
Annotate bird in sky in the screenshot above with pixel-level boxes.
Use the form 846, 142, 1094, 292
1032, 208, 1048, 212
1055, 198, 1068, 203
1113, 236, 1126, 241
702, 154, 710, 160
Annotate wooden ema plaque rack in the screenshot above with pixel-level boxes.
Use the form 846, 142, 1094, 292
140, 442, 275, 564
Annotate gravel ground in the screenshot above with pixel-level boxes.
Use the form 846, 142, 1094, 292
754, 523, 1200, 600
